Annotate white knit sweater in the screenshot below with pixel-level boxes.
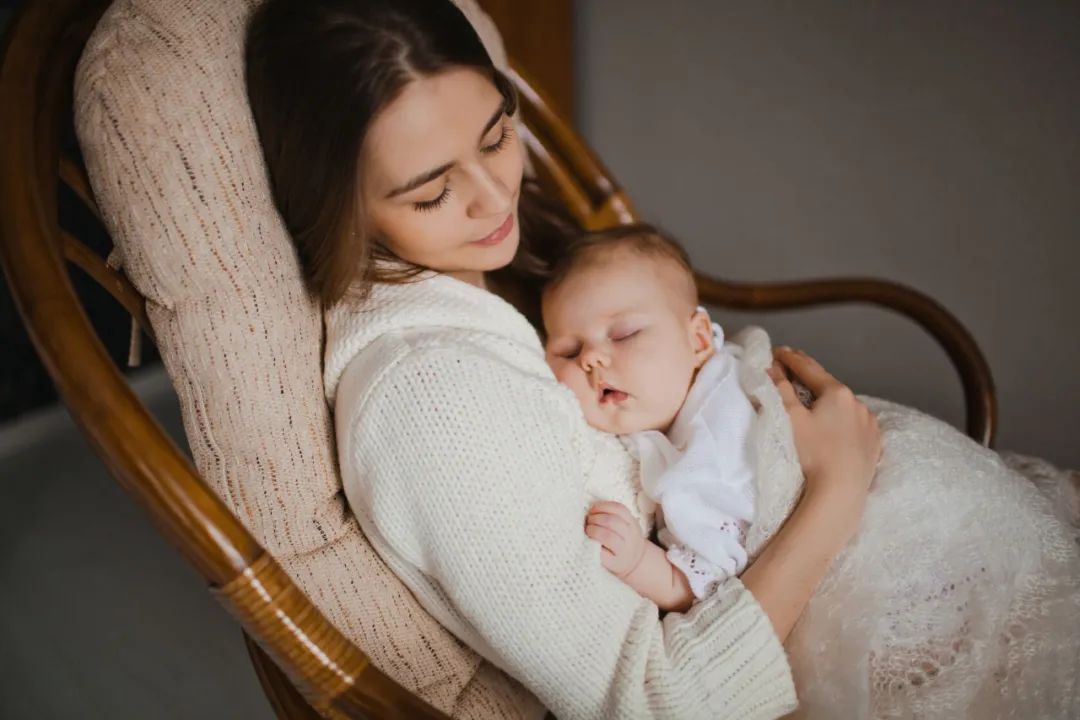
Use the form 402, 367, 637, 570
323, 271, 797, 720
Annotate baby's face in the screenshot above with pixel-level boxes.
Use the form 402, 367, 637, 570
543, 253, 713, 435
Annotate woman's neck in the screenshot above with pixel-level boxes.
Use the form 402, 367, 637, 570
447, 269, 487, 290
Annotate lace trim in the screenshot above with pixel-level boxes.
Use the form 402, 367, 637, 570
663, 520, 746, 599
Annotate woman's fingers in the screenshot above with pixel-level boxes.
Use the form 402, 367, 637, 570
773, 347, 843, 397
767, 363, 804, 410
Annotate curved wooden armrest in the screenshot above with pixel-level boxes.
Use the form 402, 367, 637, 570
215, 554, 451, 720
696, 272, 997, 447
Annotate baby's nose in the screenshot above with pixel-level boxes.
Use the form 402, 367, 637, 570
579, 346, 610, 374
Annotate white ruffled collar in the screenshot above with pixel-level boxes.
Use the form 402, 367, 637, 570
666, 321, 728, 449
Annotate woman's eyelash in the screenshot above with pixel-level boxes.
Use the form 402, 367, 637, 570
557, 348, 580, 360
481, 124, 512, 155
613, 330, 639, 341
412, 124, 511, 212
414, 187, 451, 213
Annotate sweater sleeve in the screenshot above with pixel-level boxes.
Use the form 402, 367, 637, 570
339, 343, 797, 720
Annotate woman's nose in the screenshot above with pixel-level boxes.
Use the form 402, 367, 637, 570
578, 346, 610, 375
465, 163, 512, 218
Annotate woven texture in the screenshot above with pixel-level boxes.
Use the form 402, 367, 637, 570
73, 0, 537, 716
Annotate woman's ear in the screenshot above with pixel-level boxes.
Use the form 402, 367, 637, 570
688, 308, 715, 369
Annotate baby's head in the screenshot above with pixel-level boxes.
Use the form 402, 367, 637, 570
542, 224, 714, 435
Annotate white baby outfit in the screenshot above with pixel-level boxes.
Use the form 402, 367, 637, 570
621, 317, 760, 599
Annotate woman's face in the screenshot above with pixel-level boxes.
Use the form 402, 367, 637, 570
360, 67, 525, 286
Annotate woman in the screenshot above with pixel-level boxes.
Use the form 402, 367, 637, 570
244, 1, 1077, 718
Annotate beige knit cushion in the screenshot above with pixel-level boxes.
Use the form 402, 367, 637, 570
74, 0, 537, 716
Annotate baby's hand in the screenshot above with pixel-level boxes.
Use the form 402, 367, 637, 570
585, 501, 646, 579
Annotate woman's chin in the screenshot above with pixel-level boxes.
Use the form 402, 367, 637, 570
472, 227, 520, 270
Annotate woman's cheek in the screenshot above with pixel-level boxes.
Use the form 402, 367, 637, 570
410, 210, 462, 257
374, 206, 424, 257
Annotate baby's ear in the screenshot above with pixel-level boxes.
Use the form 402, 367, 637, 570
689, 307, 715, 368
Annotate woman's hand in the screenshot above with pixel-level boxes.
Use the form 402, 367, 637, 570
738, 347, 882, 641
767, 347, 881, 525
586, 501, 646, 579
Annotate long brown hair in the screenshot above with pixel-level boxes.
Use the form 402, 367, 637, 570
244, 0, 578, 319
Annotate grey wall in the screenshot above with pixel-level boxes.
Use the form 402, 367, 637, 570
576, 1, 1080, 467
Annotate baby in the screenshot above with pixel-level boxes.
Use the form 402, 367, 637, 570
542, 225, 1080, 717
542, 223, 809, 612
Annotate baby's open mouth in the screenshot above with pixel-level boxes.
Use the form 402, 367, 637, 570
598, 383, 628, 405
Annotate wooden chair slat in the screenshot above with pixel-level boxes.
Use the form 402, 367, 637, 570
60, 152, 102, 220
61, 228, 156, 344
518, 122, 596, 224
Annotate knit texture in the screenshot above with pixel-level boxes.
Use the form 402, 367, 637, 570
326, 272, 798, 720
74, 0, 543, 716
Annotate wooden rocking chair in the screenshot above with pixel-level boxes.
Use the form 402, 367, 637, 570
0, 0, 995, 718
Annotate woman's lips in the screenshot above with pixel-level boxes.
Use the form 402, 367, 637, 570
471, 213, 514, 246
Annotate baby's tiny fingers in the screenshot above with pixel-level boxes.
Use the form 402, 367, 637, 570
587, 513, 631, 544
585, 523, 615, 547
590, 500, 634, 521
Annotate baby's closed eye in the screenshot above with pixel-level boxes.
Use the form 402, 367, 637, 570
553, 345, 581, 360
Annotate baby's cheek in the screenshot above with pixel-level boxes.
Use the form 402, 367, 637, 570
554, 370, 593, 413
644, 362, 696, 429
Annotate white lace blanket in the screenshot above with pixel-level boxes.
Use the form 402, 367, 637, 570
729, 326, 1080, 719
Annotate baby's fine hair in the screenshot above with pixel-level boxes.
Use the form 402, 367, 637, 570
543, 222, 698, 304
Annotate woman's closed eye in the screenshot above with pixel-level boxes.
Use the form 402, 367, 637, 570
481, 123, 513, 155
414, 186, 451, 213
613, 329, 640, 342
413, 122, 512, 212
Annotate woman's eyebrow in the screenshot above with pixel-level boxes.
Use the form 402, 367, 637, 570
385, 161, 453, 199
384, 103, 506, 200
476, 102, 506, 144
